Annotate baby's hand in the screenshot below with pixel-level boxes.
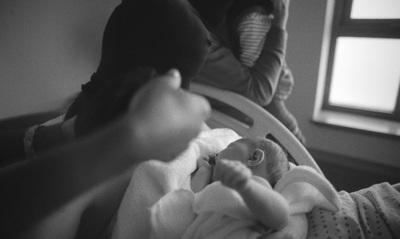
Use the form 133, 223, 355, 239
191, 155, 213, 193
213, 159, 252, 192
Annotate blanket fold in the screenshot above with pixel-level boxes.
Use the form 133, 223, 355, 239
112, 128, 241, 239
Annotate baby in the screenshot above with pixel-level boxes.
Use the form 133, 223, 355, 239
190, 136, 291, 232
190, 136, 400, 239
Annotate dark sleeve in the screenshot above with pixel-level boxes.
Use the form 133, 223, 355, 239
194, 27, 287, 106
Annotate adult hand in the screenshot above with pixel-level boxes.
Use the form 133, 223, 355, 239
126, 69, 211, 161
275, 63, 294, 100
272, 0, 290, 30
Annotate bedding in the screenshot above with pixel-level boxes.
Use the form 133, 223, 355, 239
151, 165, 341, 239
111, 128, 241, 239
109, 127, 400, 239
307, 182, 400, 239
106, 84, 400, 239
110, 128, 341, 239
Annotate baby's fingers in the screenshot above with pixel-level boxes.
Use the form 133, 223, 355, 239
214, 160, 251, 189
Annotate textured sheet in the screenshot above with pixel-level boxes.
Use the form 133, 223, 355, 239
307, 182, 400, 239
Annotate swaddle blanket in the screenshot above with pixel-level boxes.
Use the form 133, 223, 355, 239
112, 128, 241, 239
151, 182, 266, 239
111, 128, 341, 239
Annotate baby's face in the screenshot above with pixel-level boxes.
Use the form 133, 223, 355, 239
215, 138, 257, 164
216, 137, 268, 179
191, 137, 266, 192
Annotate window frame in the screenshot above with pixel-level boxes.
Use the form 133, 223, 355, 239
321, 0, 400, 122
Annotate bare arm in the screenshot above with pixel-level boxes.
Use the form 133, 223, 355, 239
238, 177, 290, 231
0, 112, 69, 165
0, 69, 210, 239
214, 159, 289, 231
0, 120, 139, 238
196, 26, 287, 107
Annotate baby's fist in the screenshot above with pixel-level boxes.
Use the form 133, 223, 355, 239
213, 159, 252, 191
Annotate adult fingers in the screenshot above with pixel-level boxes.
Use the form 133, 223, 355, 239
162, 68, 181, 90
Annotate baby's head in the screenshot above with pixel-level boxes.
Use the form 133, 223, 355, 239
215, 136, 289, 186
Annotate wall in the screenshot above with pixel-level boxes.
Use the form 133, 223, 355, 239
0, 0, 119, 119
285, 0, 400, 170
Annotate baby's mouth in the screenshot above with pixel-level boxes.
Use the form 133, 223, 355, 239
206, 155, 217, 182
208, 155, 216, 166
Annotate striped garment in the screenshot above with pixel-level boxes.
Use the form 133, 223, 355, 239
236, 12, 273, 67
235, 11, 294, 101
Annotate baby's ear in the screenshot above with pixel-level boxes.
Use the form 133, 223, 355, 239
247, 149, 265, 167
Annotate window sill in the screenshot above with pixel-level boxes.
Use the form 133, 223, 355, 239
312, 110, 400, 138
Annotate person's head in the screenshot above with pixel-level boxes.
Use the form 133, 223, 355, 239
66, 0, 211, 120
215, 136, 289, 186
96, 0, 211, 90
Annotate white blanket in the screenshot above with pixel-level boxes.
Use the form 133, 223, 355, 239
112, 128, 241, 239
111, 128, 341, 239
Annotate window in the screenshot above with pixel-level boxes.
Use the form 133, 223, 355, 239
314, 0, 400, 136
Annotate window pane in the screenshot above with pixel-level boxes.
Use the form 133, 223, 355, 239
329, 37, 400, 113
351, 0, 400, 19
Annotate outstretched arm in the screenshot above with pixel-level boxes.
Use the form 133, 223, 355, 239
0, 69, 210, 239
0, 111, 71, 165
214, 159, 289, 231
